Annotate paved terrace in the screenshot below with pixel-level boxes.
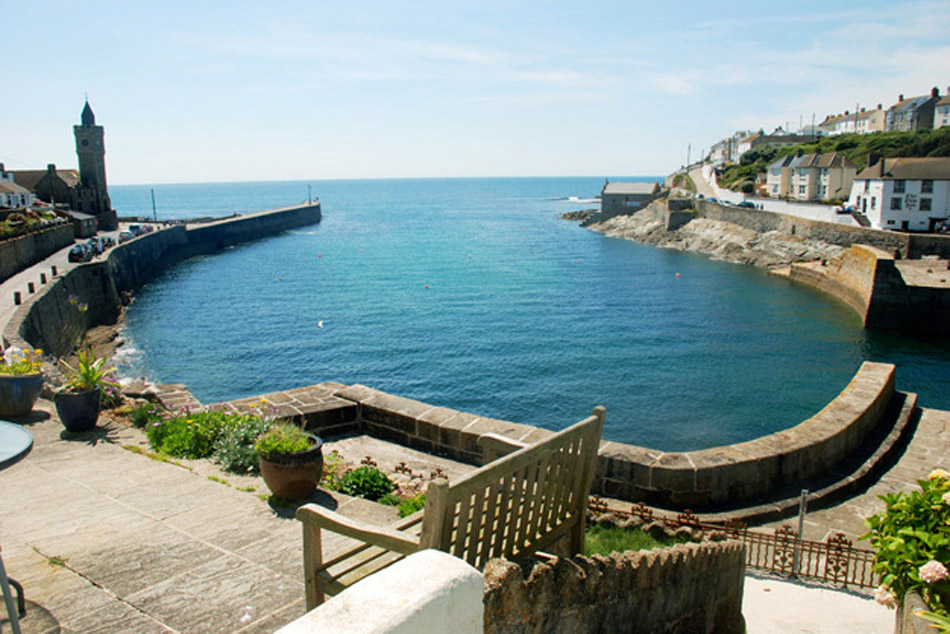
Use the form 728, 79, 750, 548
2, 398, 934, 632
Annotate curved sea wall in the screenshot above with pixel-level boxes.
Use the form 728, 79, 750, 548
216, 360, 903, 512
4, 203, 321, 356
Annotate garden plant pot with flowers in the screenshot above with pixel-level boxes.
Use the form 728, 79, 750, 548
55, 346, 117, 432
255, 422, 324, 500
0, 346, 45, 417
54, 297, 117, 433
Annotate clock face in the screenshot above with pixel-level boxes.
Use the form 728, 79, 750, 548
81, 139, 89, 147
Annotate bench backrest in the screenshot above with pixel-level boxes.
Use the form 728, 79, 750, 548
418, 406, 605, 569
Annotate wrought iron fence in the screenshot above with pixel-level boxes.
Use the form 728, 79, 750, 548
588, 497, 878, 590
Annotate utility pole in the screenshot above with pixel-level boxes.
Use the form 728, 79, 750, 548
686, 143, 691, 170
308, 183, 312, 204
151, 188, 157, 222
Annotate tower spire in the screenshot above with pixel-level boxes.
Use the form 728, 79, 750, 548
81, 100, 95, 126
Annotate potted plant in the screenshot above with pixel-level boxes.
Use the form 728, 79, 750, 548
55, 345, 116, 432
255, 422, 324, 500
0, 346, 45, 417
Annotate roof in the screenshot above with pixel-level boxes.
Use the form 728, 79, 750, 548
937, 95, 950, 107
602, 181, 659, 195
767, 155, 798, 169
887, 94, 934, 113
65, 210, 96, 221
10, 169, 80, 190
856, 157, 950, 181
81, 100, 95, 126
0, 181, 31, 195
792, 152, 855, 169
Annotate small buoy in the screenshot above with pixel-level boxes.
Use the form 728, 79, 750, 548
676, 273, 680, 278
317, 320, 324, 328
318, 254, 322, 258
425, 285, 429, 289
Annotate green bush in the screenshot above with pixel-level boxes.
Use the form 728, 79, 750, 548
145, 409, 249, 459
397, 493, 426, 517
321, 450, 345, 491
130, 402, 164, 428
862, 470, 950, 615
213, 416, 271, 474
339, 466, 395, 501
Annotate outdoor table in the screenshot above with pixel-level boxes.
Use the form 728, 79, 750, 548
0, 420, 32, 634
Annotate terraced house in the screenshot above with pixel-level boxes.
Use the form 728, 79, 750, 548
765, 151, 856, 202
847, 156, 950, 232
885, 88, 940, 132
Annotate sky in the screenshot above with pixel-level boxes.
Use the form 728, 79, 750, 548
4, 0, 950, 185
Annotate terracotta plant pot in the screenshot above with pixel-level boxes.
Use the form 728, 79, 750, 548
0, 373, 45, 417
259, 434, 324, 500
54, 388, 101, 432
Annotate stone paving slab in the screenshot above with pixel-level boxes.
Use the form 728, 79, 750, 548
0, 400, 455, 634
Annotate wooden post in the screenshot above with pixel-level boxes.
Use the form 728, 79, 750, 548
302, 520, 323, 610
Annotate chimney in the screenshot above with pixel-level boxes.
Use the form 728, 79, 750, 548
868, 151, 883, 169
932, 86, 940, 98
844, 110, 850, 116
877, 103, 882, 109
860, 107, 866, 112
796, 149, 804, 158
899, 94, 904, 101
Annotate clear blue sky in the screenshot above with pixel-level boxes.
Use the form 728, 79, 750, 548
4, 1, 950, 185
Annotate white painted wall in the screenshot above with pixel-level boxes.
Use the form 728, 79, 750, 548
275, 550, 483, 634
850, 179, 949, 231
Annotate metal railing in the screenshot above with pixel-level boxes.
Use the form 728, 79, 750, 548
588, 498, 878, 590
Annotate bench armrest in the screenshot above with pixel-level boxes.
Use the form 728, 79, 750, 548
478, 432, 528, 463
297, 504, 421, 554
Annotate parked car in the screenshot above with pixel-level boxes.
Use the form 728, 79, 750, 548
100, 236, 116, 249
707, 197, 719, 203
128, 224, 144, 236
86, 237, 103, 255
68, 244, 92, 263
119, 231, 133, 244
835, 205, 854, 215
736, 201, 756, 209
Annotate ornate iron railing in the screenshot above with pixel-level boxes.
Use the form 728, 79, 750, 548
588, 497, 878, 589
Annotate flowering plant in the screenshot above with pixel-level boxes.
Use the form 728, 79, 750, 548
863, 469, 950, 618
254, 422, 313, 457
58, 296, 116, 393
0, 347, 44, 376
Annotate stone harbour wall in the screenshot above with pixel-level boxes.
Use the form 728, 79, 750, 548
5, 203, 321, 355
482, 541, 746, 634
595, 361, 896, 509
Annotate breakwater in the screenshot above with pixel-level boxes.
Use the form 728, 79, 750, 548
3, 203, 321, 356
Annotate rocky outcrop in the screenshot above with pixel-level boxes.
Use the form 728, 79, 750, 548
587, 201, 845, 268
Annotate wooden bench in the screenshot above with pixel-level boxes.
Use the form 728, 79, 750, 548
296, 406, 606, 608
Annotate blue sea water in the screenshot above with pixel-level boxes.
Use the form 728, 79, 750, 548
110, 178, 950, 451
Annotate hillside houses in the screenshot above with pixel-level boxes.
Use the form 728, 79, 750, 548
886, 89, 940, 132
766, 151, 856, 202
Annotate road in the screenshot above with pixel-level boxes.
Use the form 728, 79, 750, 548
688, 165, 855, 226
0, 224, 141, 344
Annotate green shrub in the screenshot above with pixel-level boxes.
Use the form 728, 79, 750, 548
321, 450, 345, 491
213, 416, 271, 474
339, 466, 395, 501
397, 493, 426, 517
253, 422, 312, 456
862, 470, 950, 615
130, 401, 164, 428
145, 409, 244, 459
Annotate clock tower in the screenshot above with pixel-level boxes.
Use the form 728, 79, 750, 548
73, 100, 116, 228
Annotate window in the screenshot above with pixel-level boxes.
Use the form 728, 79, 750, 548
894, 180, 906, 193
920, 198, 932, 211
922, 179, 933, 193
799, 185, 806, 195
871, 197, 876, 210
772, 185, 778, 194
864, 180, 870, 192
891, 197, 902, 210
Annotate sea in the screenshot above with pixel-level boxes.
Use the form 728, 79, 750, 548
109, 177, 950, 452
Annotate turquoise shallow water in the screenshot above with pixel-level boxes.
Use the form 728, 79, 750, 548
111, 178, 950, 451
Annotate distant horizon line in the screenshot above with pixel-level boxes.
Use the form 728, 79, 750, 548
109, 173, 667, 188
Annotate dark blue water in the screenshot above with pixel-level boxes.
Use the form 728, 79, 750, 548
111, 178, 950, 451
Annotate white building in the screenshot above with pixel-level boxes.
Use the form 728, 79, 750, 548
935, 92, 950, 129
0, 163, 34, 209
847, 157, 950, 232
